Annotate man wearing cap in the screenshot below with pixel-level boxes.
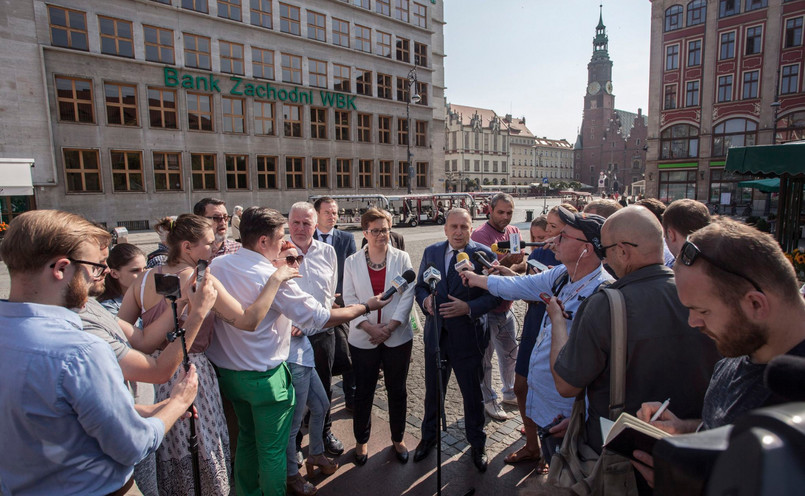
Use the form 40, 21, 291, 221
461, 206, 613, 465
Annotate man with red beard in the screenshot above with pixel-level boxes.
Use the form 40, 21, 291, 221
631, 217, 805, 487
0, 210, 200, 495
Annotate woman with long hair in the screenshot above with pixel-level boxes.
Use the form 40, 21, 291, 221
97, 243, 146, 317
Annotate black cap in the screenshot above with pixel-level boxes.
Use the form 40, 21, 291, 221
557, 206, 606, 259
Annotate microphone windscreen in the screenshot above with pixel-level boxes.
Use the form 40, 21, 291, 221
764, 354, 805, 402
402, 269, 416, 283
457, 252, 470, 263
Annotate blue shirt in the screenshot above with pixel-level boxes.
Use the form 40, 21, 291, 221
0, 301, 164, 495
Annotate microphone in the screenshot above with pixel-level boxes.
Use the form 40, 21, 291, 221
764, 355, 805, 402
423, 263, 441, 292
380, 269, 416, 300
454, 251, 474, 272
472, 251, 496, 271
492, 240, 547, 253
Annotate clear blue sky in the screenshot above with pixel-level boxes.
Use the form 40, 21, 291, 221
443, 0, 652, 142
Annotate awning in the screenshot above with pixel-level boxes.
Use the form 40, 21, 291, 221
725, 142, 805, 178
737, 177, 780, 193
0, 158, 35, 196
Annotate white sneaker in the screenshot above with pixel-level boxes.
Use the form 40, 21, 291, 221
484, 400, 509, 421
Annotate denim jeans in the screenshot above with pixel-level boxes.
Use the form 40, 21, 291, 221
286, 362, 329, 476
481, 310, 519, 403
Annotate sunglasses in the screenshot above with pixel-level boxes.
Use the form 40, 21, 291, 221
678, 240, 763, 293
275, 255, 304, 265
205, 215, 230, 223
600, 241, 639, 255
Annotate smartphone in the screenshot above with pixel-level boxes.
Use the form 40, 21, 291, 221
539, 292, 552, 305
154, 273, 181, 299
528, 259, 549, 273
195, 259, 209, 292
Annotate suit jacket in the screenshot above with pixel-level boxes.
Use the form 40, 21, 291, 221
314, 228, 357, 298
342, 246, 415, 349
415, 240, 501, 355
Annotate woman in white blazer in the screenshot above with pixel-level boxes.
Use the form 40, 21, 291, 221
343, 208, 415, 466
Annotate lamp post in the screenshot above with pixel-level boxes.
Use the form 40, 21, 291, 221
406, 67, 420, 194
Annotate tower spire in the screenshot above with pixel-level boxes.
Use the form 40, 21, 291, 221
592, 3, 609, 61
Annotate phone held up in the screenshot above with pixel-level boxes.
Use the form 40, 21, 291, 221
195, 259, 209, 292
154, 273, 181, 299
527, 259, 549, 273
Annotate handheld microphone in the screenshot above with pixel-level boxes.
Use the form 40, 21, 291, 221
492, 240, 547, 253
764, 355, 805, 402
454, 251, 474, 272
380, 269, 416, 300
423, 263, 441, 292
508, 232, 521, 254
472, 251, 495, 271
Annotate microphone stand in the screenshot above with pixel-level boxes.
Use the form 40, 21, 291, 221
165, 294, 202, 496
429, 281, 447, 496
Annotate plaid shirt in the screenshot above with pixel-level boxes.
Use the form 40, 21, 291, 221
214, 239, 241, 259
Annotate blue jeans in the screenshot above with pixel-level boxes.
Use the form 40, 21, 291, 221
286, 362, 329, 476
481, 310, 519, 403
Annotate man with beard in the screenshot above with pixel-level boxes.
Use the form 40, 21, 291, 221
0, 210, 199, 495
630, 217, 805, 487
194, 197, 241, 258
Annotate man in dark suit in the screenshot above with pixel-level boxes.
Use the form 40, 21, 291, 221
413, 208, 501, 472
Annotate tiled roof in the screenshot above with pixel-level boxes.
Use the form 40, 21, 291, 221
614, 109, 646, 139
534, 137, 573, 148
502, 117, 534, 138
447, 103, 498, 127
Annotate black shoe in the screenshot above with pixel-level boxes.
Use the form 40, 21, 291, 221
471, 447, 488, 473
296, 449, 303, 468
413, 438, 437, 463
354, 451, 368, 466
324, 432, 344, 456
394, 446, 409, 464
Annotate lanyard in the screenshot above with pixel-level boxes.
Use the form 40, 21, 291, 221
535, 267, 604, 348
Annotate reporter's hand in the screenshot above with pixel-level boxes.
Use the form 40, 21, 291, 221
499, 252, 524, 267
546, 297, 566, 321
548, 417, 570, 438
631, 450, 655, 488
488, 265, 517, 277
182, 405, 199, 420
188, 273, 217, 316
169, 364, 198, 409
636, 402, 689, 434
291, 325, 303, 337
460, 270, 484, 287
366, 293, 392, 311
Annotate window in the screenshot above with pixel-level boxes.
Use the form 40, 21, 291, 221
282, 53, 302, 84
397, 77, 410, 102
333, 18, 350, 48
743, 70, 759, 99
720, 32, 735, 59
376, 73, 391, 100
745, 26, 762, 55
688, 40, 701, 66
256, 156, 277, 189
719, 0, 739, 17
225, 155, 248, 189
183, 0, 209, 14
377, 31, 392, 58
48, 6, 88, 50
310, 107, 327, 139
397, 118, 408, 145
307, 11, 325, 41
191, 153, 217, 190
686, 80, 700, 107
105, 83, 138, 126
187, 92, 213, 131
687, 0, 706, 26
311, 158, 328, 188
218, 0, 241, 21
354, 0, 370, 9
355, 25, 371, 52
99, 16, 134, 58
283, 103, 302, 137
416, 162, 428, 188
416, 81, 428, 105
786, 18, 803, 48
220, 41, 244, 75
398, 161, 409, 189
252, 47, 274, 79
153, 152, 182, 191
658, 170, 697, 203
775, 111, 805, 143
184, 33, 211, 70
660, 124, 699, 159
664, 84, 677, 110
665, 5, 683, 32
718, 75, 733, 102
414, 42, 428, 67
222, 96, 245, 133
64, 149, 101, 192
745, 0, 767, 11
144, 25, 174, 63
666, 44, 679, 71
250, 0, 272, 29
279, 3, 300, 35
712, 118, 757, 156
309, 59, 327, 88
394, 0, 409, 22
56, 76, 94, 123
781, 64, 799, 94
379, 160, 392, 187
148, 87, 177, 128
359, 160, 373, 188
396, 37, 410, 63
336, 159, 351, 188
254, 101, 274, 135
709, 169, 753, 205
333, 64, 350, 92
413, 3, 427, 28
335, 110, 350, 141
356, 70, 372, 96
378, 115, 391, 143
111, 151, 144, 192
377, 0, 391, 16
286, 157, 304, 189
357, 113, 371, 142
415, 120, 427, 147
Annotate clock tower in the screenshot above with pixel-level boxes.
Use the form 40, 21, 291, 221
585, 5, 614, 113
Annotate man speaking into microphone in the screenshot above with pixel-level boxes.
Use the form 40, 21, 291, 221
413, 208, 501, 472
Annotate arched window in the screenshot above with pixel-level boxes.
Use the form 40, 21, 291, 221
776, 111, 805, 143
712, 118, 757, 156
687, 0, 706, 26
665, 5, 684, 31
660, 124, 699, 159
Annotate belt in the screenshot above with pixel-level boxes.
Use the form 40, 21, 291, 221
106, 477, 135, 496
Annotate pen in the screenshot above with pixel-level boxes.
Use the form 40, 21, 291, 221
650, 398, 671, 422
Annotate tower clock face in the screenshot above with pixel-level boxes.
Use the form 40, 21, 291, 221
587, 81, 601, 95
605, 81, 613, 94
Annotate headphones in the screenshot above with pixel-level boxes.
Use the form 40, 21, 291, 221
581, 248, 589, 256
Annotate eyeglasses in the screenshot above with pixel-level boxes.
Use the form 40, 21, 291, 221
205, 215, 230, 223
366, 228, 390, 237
557, 231, 588, 244
678, 239, 763, 293
50, 258, 109, 278
275, 255, 304, 265
600, 241, 639, 255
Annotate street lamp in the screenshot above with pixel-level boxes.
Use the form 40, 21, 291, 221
406, 67, 420, 194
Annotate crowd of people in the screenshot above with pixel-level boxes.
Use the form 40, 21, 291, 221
1, 192, 804, 496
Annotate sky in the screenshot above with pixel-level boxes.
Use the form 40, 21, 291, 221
443, 0, 652, 143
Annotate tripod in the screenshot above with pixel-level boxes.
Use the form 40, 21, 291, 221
165, 295, 202, 496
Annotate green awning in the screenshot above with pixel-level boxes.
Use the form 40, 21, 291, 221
725, 142, 805, 178
737, 177, 779, 193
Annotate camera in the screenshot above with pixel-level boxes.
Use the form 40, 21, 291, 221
154, 273, 181, 299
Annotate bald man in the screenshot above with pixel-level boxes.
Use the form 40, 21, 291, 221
548, 206, 720, 455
